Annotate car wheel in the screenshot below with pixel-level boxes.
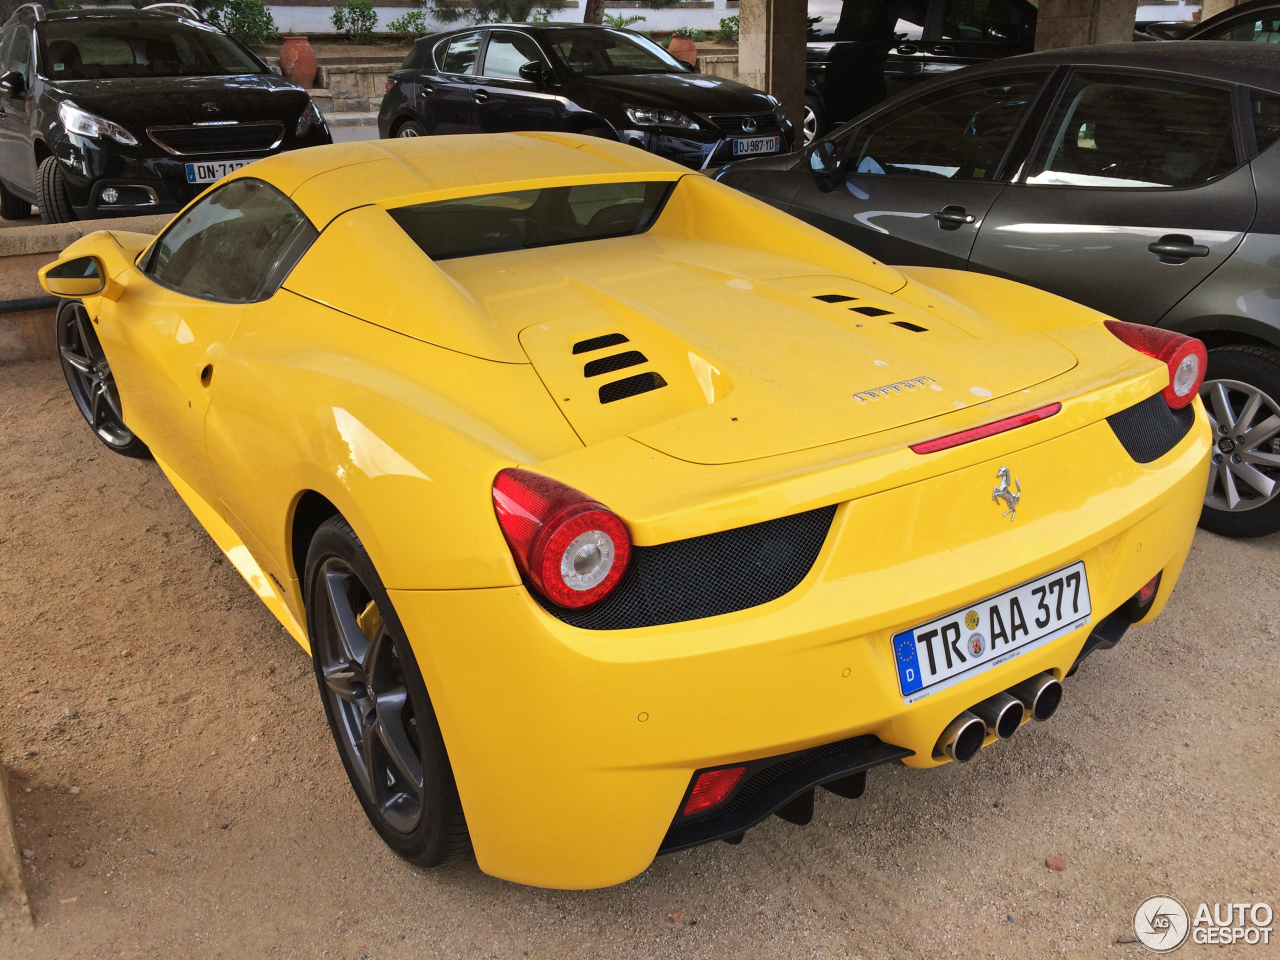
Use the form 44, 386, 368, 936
305, 516, 470, 866
394, 119, 427, 138
1199, 344, 1280, 538
803, 95, 826, 146
56, 299, 150, 459
0, 179, 32, 220
37, 156, 76, 224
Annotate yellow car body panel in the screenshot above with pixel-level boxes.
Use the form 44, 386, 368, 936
39, 134, 1210, 889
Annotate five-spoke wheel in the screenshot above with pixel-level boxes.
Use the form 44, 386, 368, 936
306, 516, 469, 864
56, 299, 149, 458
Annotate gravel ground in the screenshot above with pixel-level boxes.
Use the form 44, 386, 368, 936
1, 358, 1277, 959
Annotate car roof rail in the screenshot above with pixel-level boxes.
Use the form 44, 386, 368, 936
14, 3, 47, 21
141, 2, 205, 21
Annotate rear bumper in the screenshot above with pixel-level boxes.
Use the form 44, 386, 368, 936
390, 404, 1210, 888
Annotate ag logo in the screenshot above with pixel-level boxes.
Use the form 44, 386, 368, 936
1134, 895, 1190, 952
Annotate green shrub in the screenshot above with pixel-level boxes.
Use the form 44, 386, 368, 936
716, 14, 738, 41
207, 0, 277, 46
332, 0, 378, 43
672, 26, 705, 41
386, 9, 428, 38
603, 12, 645, 28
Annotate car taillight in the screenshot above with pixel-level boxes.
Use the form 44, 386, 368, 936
492, 468, 631, 609
910, 403, 1062, 455
683, 766, 746, 815
1103, 320, 1206, 409
385, 79, 395, 92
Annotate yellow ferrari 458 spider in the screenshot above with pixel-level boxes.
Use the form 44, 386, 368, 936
40, 133, 1210, 889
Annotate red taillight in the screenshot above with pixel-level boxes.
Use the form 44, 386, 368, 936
1137, 573, 1160, 606
683, 766, 745, 815
385, 79, 395, 92
1104, 320, 1206, 409
910, 403, 1062, 455
492, 468, 631, 609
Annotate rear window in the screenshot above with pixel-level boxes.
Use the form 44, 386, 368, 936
388, 181, 674, 261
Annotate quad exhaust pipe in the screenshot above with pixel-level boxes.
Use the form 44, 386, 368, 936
935, 672, 1063, 762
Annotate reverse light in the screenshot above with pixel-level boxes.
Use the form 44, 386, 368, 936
683, 766, 746, 815
492, 468, 631, 609
1103, 320, 1206, 409
58, 101, 137, 145
624, 105, 699, 129
910, 403, 1062, 455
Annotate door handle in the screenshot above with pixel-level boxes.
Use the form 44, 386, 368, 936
473, 89, 489, 103
931, 44, 954, 54
934, 205, 976, 230
421, 82, 434, 96
895, 43, 918, 55
1148, 234, 1210, 264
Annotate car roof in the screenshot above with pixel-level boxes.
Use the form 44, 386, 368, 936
5, 7, 198, 26
965, 41, 1280, 94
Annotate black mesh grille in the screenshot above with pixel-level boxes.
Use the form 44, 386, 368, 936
599, 372, 667, 403
851, 306, 893, 317
535, 505, 837, 630
892, 320, 928, 332
147, 122, 283, 155
1107, 392, 1196, 463
584, 350, 647, 377
813, 294, 856, 303
573, 333, 629, 354
659, 734, 912, 853
708, 113, 782, 136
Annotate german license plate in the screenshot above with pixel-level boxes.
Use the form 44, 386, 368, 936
184, 159, 254, 184
731, 136, 781, 156
892, 561, 1091, 703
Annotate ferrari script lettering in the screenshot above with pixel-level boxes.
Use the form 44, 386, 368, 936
852, 375, 936, 403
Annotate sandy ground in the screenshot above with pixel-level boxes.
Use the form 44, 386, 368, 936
1, 358, 1277, 959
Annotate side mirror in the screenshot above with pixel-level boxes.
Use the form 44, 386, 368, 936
40, 255, 118, 299
806, 139, 843, 192
518, 60, 546, 88
0, 70, 24, 98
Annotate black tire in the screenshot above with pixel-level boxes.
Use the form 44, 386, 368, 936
393, 118, 427, 138
37, 155, 76, 224
803, 94, 827, 146
305, 517, 470, 866
1199, 344, 1280, 538
56, 299, 151, 458
0, 179, 32, 220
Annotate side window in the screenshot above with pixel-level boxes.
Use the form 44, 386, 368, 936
848, 73, 1046, 181
145, 178, 317, 303
0, 27, 16, 74
1026, 74, 1238, 189
481, 31, 546, 80
1205, 17, 1280, 42
940, 0, 1037, 46
7, 25, 32, 82
810, 0, 926, 42
438, 31, 481, 75
1252, 90, 1280, 153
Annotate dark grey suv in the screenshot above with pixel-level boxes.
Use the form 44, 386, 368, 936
716, 42, 1280, 538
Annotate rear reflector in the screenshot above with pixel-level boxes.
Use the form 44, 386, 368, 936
1137, 574, 1160, 605
683, 766, 746, 816
910, 403, 1062, 455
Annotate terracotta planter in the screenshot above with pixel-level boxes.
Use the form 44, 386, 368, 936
668, 35, 698, 67
279, 35, 317, 89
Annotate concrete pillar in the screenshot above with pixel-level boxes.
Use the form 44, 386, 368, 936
738, 0, 808, 133
1199, 0, 1238, 20
1034, 0, 1141, 50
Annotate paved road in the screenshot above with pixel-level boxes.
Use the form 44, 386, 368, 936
1, 358, 1276, 959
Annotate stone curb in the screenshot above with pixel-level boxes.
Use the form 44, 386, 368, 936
0, 213, 172, 259
0, 763, 33, 932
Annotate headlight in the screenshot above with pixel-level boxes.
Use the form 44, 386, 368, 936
766, 94, 787, 122
296, 99, 326, 137
57, 101, 137, 146
624, 105, 699, 129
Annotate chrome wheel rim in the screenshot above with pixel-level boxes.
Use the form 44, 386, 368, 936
396, 126, 420, 137
802, 104, 818, 145
57, 300, 133, 448
1202, 377, 1280, 512
314, 559, 425, 835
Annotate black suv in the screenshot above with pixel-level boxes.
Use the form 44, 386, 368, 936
0, 3, 330, 223
803, 0, 1037, 143
379, 24, 793, 170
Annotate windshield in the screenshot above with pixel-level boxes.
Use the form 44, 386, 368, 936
545, 28, 687, 76
40, 18, 264, 80
389, 182, 674, 261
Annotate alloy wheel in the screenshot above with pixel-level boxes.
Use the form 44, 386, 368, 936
1202, 377, 1280, 512
397, 126, 420, 137
802, 104, 818, 145
313, 558, 426, 835
57, 300, 134, 449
